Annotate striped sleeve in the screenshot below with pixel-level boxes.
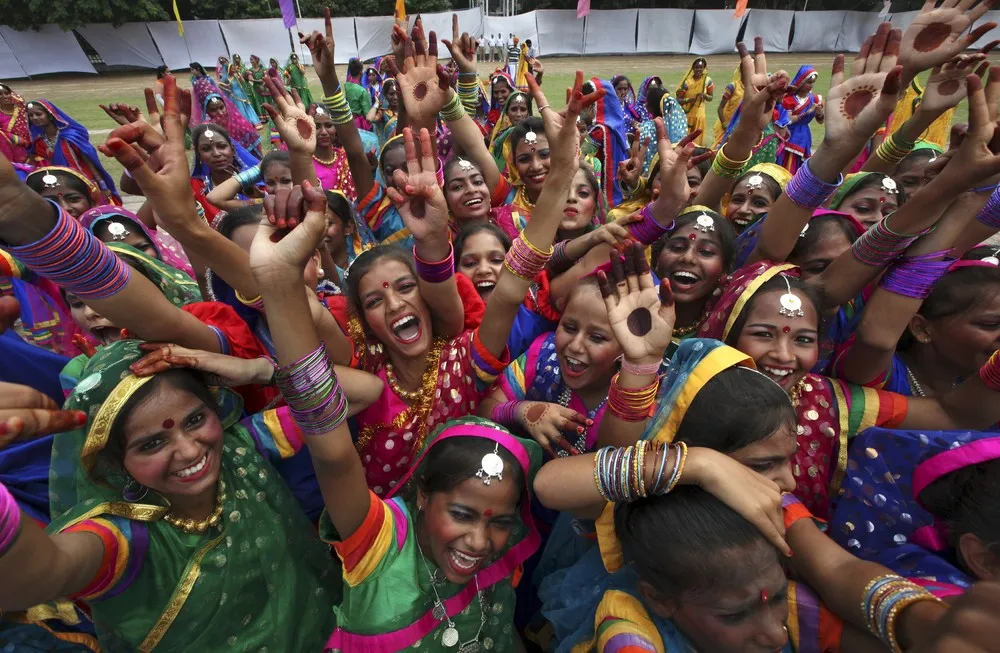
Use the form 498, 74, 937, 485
497, 350, 528, 400
782, 493, 826, 532
243, 406, 304, 464
843, 382, 908, 437
591, 590, 664, 653
786, 581, 843, 653
61, 517, 147, 602
329, 491, 399, 587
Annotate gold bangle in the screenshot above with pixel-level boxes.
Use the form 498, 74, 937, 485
235, 289, 263, 307
885, 592, 943, 653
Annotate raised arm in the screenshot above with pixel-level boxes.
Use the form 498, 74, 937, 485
205, 170, 257, 212
260, 73, 320, 187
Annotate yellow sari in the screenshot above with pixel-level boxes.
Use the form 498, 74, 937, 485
675, 60, 714, 146
713, 66, 744, 148
887, 79, 953, 150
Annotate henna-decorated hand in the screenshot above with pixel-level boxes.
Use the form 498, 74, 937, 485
516, 401, 591, 457
441, 14, 479, 74
591, 212, 642, 250
821, 23, 903, 157
262, 74, 316, 154
132, 343, 275, 387
920, 54, 988, 117
299, 8, 337, 85
650, 119, 697, 222
394, 27, 451, 123
252, 181, 328, 283
597, 241, 675, 364
0, 382, 86, 447
735, 37, 790, 135
527, 70, 604, 169
387, 127, 450, 247
937, 67, 1000, 188
100, 102, 145, 127
617, 135, 649, 190
899, 0, 996, 85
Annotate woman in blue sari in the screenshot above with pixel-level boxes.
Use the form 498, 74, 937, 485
636, 85, 688, 177
25, 100, 120, 205
216, 54, 261, 128
583, 78, 630, 208
777, 65, 824, 174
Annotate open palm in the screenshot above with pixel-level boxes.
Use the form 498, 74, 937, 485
262, 74, 315, 154
599, 243, 675, 363
387, 128, 450, 242
899, 0, 995, 81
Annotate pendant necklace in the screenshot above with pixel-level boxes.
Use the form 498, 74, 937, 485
415, 536, 487, 651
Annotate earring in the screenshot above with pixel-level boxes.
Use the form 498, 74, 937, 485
316, 265, 325, 277
123, 476, 148, 502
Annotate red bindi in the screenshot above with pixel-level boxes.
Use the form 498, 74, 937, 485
688, 233, 697, 240
760, 589, 769, 604
782, 326, 790, 333
382, 281, 390, 289
484, 509, 494, 518
162, 419, 175, 429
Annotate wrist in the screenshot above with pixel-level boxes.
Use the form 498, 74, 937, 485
256, 357, 278, 385
414, 237, 451, 262
253, 266, 305, 290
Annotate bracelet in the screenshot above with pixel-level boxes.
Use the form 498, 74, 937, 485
549, 240, 573, 272
458, 71, 478, 78
504, 233, 553, 282
6, 202, 131, 300
620, 358, 662, 376
976, 186, 1000, 228
440, 93, 466, 123
785, 159, 843, 209
627, 204, 673, 246
875, 132, 916, 167
850, 215, 928, 267
979, 350, 1000, 391
413, 243, 455, 283
235, 289, 266, 311
878, 250, 953, 299
711, 143, 751, 179
490, 400, 522, 426
0, 481, 22, 557
593, 441, 687, 502
274, 342, 349, 435
260, 356, 278, 385
235, 164, 261, 189
607, 372, 658, 422
861, 575, 943, 653
322, 90, 353, 126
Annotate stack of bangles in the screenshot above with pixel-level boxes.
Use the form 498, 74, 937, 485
235, 165, 261, 191
976, 185, 1000, 229
274, 342, 349, 435
784, 159, 843, 209
979, 350, 1000, 392
711, 144, 751, 179
627, 205, 674, 246
7, 202, 130, 301
861, 574, 943, 652
504, 233, 553, 282
457, 73, 481, 114
322, 88, 354, 126
879, 250, 953, 299
413, 244, 455, 283
851, 214, 932, 267
607, 371, 659, 421
439, 93, 466, 123
235, 290, 266, 312
0, 481, 21, 558
874, 133, 916, 167
490, 400, 521, 426
593, 440, 688, 502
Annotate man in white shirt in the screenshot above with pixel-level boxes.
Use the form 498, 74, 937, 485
493, 34, 503, 63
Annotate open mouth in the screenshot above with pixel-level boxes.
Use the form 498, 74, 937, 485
526, 172, 547, 185
91, 326, 121, 346
670, 270, 700, 291
562, 355, 588, 378
732, 214, 754, 227
448, 547, 485, 575
173, 452, 211, 483
462, 197, 484, 209
761, 365, 796, 387
391, 314, 422, 344
475, 280, 496, 295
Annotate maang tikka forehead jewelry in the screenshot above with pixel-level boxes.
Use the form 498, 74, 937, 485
984, 247, 1000, 266
457, 158, 475, 171
880, 177, 898, 194
106, 222, 130, 241
476, 442, 505, 485
523, 131, 538, 146
746, 174, 765, 191
41, 173, 60, 189
694, 213, 715, 233
778, 275, 804, 318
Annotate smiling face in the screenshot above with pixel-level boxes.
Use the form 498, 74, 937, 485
514, 133, 550, 193
837, 184, 898, 229
692, 59, 706, 79
384, 82, 399, 110
197, 130, 235, 174
445, 162, 490, 221
918, 285, 1000, 377
417, 474, 519, 584
262, 161, 293, 194
313, 110, 338, 149
505, 94, 530, 125
27, 104, 52, 128
358, 257, 433, 359
555, 284, 621, 395
726, 178, 777, 231
791, 223, 853, 281
66, 291, 120, 346
0, 85, 13, 107
734, 288, 820, 392
458, 231, 506, 301
39, 181, 92, 219
120, 381, 224, 502
560, 168, 597, 234
493, 78, 512, 106
655, 221, 726, 307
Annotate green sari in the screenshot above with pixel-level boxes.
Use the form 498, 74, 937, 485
48, 341, 339, 651
285, 57, 314, 107
247, 61, 267, 116
321, 416, 541, 652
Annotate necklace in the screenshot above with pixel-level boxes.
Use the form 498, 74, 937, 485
415, 536, 487, 651
385, 361, 423, 403
313, 152, 338, 166
43, 134, 56, 153
555, 386, 603, 457
514, 185, 536, 212
163, 480, 227, 534
906, 366, 926, 398
671, 319, 703, 338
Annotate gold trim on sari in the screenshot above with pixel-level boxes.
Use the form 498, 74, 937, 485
82, 374, 155, 473
722, 263, 796, 342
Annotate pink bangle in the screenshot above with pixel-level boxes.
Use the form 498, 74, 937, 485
0, 481, 22, 557
413, 243, 455, 283
980, 350, 1000, 392
620, 359, 662, 376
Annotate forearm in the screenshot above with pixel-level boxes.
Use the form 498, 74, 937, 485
444, 100, 501, 189
597, 366, 657, 447
290, 149, 320, 187
175, 221, 259, 298
308, 289, 355, 366
695, 122, 761, 209
862, 111, 937, 174
414, 236, 465, 339
205, 176, 245, 209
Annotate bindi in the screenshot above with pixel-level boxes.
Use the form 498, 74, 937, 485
626, 307, 653, 337
782, 326, 790, 334
760, 589, 769, 604
383, 281, 390, 288
162, 419, 175, 429
484, 509, 494, 518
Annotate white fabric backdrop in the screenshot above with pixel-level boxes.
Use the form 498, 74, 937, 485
295, 17, 358, 64
76, 23, 163, 68
744, 9, 795, 53
220, 19, 293, 66
887, 10, 920, 33
2, 26, 95, 75
483, 12, 536, 48
584, 9, 637, 55
0, 32, 28, 79
836, 11, 885, 52
415, 8, 483, 49
147, 21, 227, 71
689, 10, 745, 56
789, 11, 844, 52
535, 10, 585, 56
636, 8, 694, 53
355, 16, 394, 62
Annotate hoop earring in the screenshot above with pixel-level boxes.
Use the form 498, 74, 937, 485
123, 476, 149, 502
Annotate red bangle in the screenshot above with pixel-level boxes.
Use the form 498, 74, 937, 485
979, 350, 1000, 392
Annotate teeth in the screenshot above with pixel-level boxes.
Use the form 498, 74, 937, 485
450, 549, 483, 570
763, 366, 793, 378
566, 357, 585, 368
463, 198, 483, 207
672, 271, 698, 284
475, 281, 495, 289
391, 315, 417, 330
734, 215, 752, 226
175, 454, 208, 478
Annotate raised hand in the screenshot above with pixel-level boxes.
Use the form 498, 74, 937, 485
936, 68, 1000, 188
0, 382, 86, 447
618, 135, 649, 190
737, 37, 790, 133
920, 54, 987, 116
652, 118, 696, 219
387, 127, 450, 244
597, 241, 675, 365
262, 74, 316, 154
899, 0, 996, 84
441, 14, 478, 74
131, 343, 275, 387
395, 28, 451, 123
99, 102, 144, 127
822, 23, 903, 156
516, 401, 590, 457
299, 8, 336, 83
252, 181, 328, 280
527, 70, 604, 167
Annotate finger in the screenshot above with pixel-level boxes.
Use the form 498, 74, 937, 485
630, 241, 653, 289
549, 428, 578, 455
418, 128, 436, 174
107, 121, 165, 154
566, 410, 591, 429
879, 66, 903, 103
290, 87, 303, 110
263, 192, 278, 226
324, 6, 334, 43
100, 138, 154, 185
386, 184, 407, 207
610, 252, 627, 291
654, 117, 672, 162
967, 73, 990, 137
436, 64, 451, 91
144, 88, 158, 117
262, 103, 280, 124
866, 22, 889, 75
452, 13, 459, 42
674, 129, 702, 150
688, 149, 714, 168
71, 334, 98, 358
162, 75, 186, 143
853, 35, 873, 77
428, 30, 438, 61
756, 504, 791, 557
286, 185, 304, 228
402, 127, 420, 178
0, 383, 60, 411
753, 36, 765, 74
597, 269, 615, 302
659, 278, 674, 309
880, 28, 901, 73
963, 22, 999, 50
986, 65, 1000, 122
274, 187, 291, 229
979, 39, 1000, 57
1, 409, 88, 440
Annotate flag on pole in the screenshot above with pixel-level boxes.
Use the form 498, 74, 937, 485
577, 0, 590, 19
395, 0, 407, 23
278, 0, 297, 29
734, 0, 749, 18
879, 0, 892, 19
173, 0, 184, 35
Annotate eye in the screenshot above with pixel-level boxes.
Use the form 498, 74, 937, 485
795, 335, 816, 345
185, 411, 206, 429
730, 194, 745, 204
489, 254, 505, 264
459, 256, 477, 269
668, 241, 687, 253
718, 611, 750, 625
516, 155, 530, 165
698, 248, 717, 258
561, 322, 578, 334
752, 198, 770, 209
749, 329, 773, 339
539, 149, 551, 159
803, 262, 827, 275
748, 461, 774, 474
364, 296, 382, 311
449, 509, 473, 522
139, 437, 164, 453
398, 281, 417, 294
490, 517, 516, 531
589, 333, 607, 343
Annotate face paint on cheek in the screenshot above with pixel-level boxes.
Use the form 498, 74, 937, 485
162, 419, 175, 429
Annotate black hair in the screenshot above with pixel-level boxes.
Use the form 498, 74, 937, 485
611, 74, 629, 87
454, 222, 511, 262
896, 148, 939, 173
919, 458, 1000, 573
509, 116, 545, 155
345, 245, 417, 324
190, 62, 208, 76
91, 218, 154, 253
380, 137, 406, 176
217, 204, 263, 241
347, 59, 363, 77
259, 150, 291, 178
94, 369, 219, 482
788, 213, 858, 267
525, 39, 532, 46
192, 123, 233, 150
837, 172, 907, 207
505, 91, 533, 115
26, 169, 92, 200
616, 486, 777, 599
898, 265, 1000, 350
732, 169, 783, 202
651, 210, 737, 274
324, 190, 354, 231
417, 435, 525, 502
691, 146, 712, 179
692, 57, 708, 68
725, 273, 826, 346
647, 86, 667, 117
156, 65, 169, 78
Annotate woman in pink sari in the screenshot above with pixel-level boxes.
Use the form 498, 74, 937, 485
0, 83, 29, 163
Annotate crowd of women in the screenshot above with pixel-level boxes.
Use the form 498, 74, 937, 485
2, 1, 1000, 651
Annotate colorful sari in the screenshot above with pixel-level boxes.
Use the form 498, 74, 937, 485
370, 81, 399, 148
585, 79, 630, 208
489, 91, 532, 174
191, 76, 262, 157
777, 66, 822, 174
675, 62, 713, 146
486, 72, 517, 132
721, 162, 792, 234
887, 79, 954, 151
0, 92, 30, 163
699, 261, 909, 519
713, 66, 744, 148
610, 75, 636, 131
285, 56, 314, 107
216, 56, 261, 127
721, 103, 784, 169
636, 90, 688, 177
26, 100, 120, 205
361, 67, 382, 105
313, 146, 357, 201
190, 128, 261, 227
80, 206, 194, 277
246, 58, 267, 115
47, 340, 339, 651
322, 417, 540, 652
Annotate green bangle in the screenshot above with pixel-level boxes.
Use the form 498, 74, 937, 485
440, 94, 466, 122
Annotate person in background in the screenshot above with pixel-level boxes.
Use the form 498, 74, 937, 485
344, 58, 372, 130
526, 38, 538, 59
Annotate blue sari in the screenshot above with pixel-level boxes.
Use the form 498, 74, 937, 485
218, 64, 261, 126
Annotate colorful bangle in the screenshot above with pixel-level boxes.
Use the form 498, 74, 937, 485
711, 143, 751, 179
851, 215, 926, 267
549, 240, 573, 272
5, 202, 130, 300
235, 164, 261, 189
620, 358, 663, 376
979, 350, 1000, 392
440, 93, 466, 123
235, 290, 266, 312
878, 250, 953, 299
785, 159, 843, 209
322, 90, 353, 126
875, 132, 916, 167
666, 441, 688, 493
504, 233, 553, 282
490, 400, 522, 427
607, 372, 658, 422
413, 243, 455, 284
274, 342, 349, 435
861, 575, 942, 652
0, 481, 22, 557
976, 186, 1000, 229
594, 441, 686, 503
627, 204, 673, 246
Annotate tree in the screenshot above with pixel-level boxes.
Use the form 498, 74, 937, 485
0, 0, 167, 31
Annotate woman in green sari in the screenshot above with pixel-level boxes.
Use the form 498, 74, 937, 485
284, 53, 314, 107
246, 54, 267, 116
0, 338, 339, 651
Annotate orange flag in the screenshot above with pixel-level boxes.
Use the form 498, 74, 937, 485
394, 0, 407, 23
734, 0, 749, 18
